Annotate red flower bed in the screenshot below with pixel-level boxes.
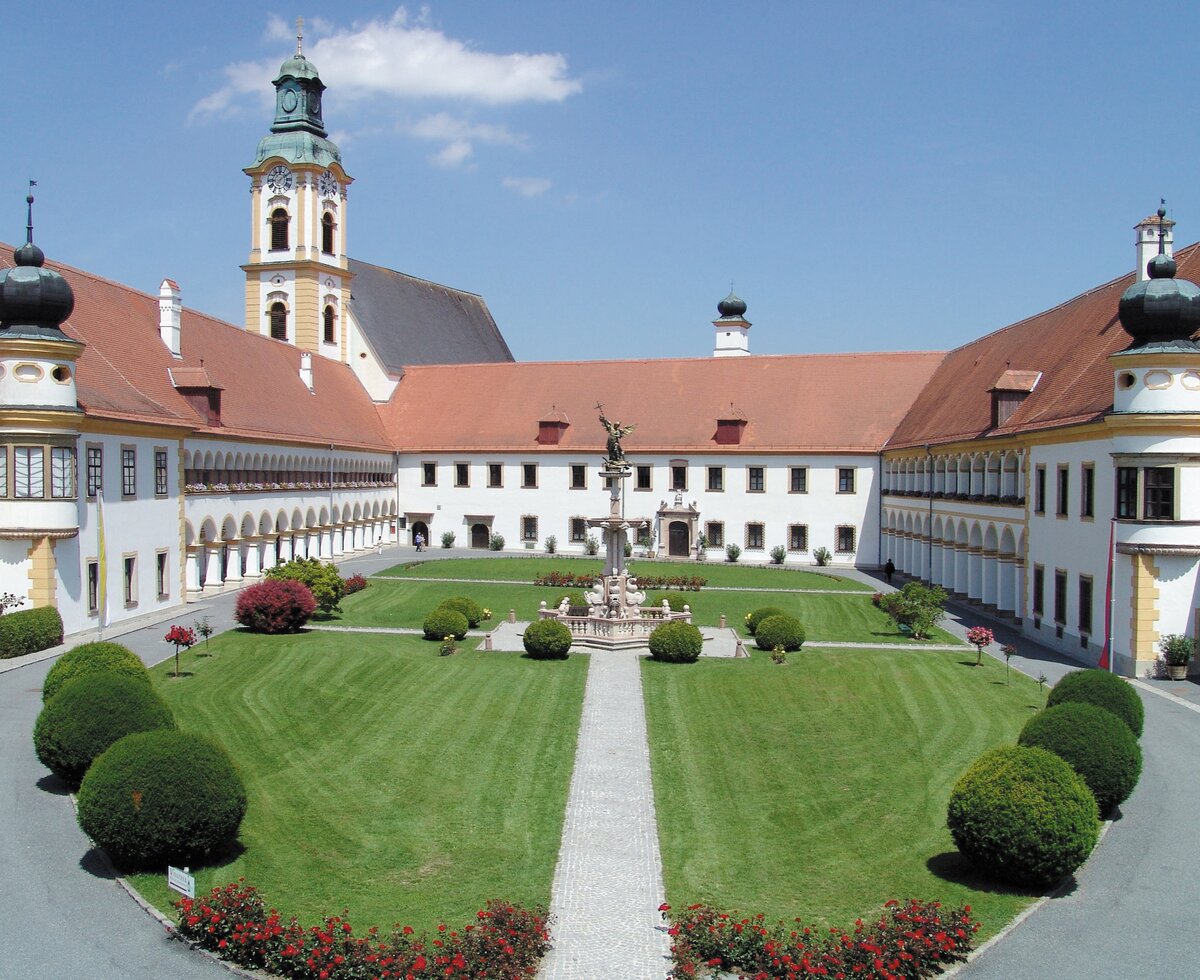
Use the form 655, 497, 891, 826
661, 899, 979, 979
533, 570, 706, 591
174, 879, 550, 979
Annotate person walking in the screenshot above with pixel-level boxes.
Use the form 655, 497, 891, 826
414, 532, 425, 552
884, 559, 895, 584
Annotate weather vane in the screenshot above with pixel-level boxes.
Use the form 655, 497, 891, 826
297, 16, 304, 55
26, 179, 37, 244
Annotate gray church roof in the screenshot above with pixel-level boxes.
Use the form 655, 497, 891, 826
346, 258, 513, 373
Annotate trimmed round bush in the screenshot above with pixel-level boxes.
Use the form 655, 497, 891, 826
77, 729, 246, 869
947, 745, 1099, 887
43, 641, 149, 703
648, 621, 703, 663
745, 606, 786, 636
1047, 669, 1144, 738
423, 607, 469, 641
556, 591, 588, 609
34, 674, 175, 788
437, 595, 484, 628
1019, 702, 1143, 816
235, 579, 317, 633
522, 619, 572, 660
755, 614, 806, 652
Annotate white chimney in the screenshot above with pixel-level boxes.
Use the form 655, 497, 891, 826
1135, 208, 1174, 282
299, 351, 313, 392
159, 279, 182, 356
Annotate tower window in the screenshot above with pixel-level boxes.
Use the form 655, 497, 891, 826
270, 208, 289, 251
270, 303, 287, 341
323, 305, 335, 344
322, 212, 335, 254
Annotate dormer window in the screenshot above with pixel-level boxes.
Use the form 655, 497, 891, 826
270, 208, 290, 251
322, 212, 335, 254
989, 369, 1041, 427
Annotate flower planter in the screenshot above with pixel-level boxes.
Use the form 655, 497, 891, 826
1167, 663, 1189, 681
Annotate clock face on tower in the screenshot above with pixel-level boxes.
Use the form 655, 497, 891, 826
318, 171, 339, 197
266, 166, 294, 194
280, 88, 299, 113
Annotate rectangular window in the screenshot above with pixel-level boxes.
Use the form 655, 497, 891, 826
705, 521, 724, 548
51, 447, 75, 498
707, 466, 724, 492
745, 522, 765, 550
522, 463, 538, 488
487, 463, 503, 488
1054, 569, 1068, 625
1056, 465, 1069, 517
570, 464, 587, 490
1144, 467, 1175, 520
123, 554, 137, 607
635, 465, 651, 491
1078, 575, 1094, 635
156, 549, 169, 600
570, 517, 587, 543
154, 448, 169, 497
788, 524, 808, 552
1033, 565, 1045, 617
789, 466, 808, 494
87, 560, 99, 615
1080, 463, 1095, 520
671, 463, 688, 492
747, 466, 765, 493
14, 446, 44, 498
1116, 466, 1138, 519
521, 515, 538, 541
454, 462, 469, 487
836, 525, 856, 553
1034, 465, 1046, 514
121, 446, 136, 497
0, 446, 6, 497
85, 445, 102, 498
421, 462, 437, 486
837, 467, 855, 494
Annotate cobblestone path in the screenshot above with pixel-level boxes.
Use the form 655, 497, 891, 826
539, 650, 671, 979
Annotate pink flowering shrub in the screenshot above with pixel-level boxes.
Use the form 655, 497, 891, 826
235, 580, 317, 634
661, 899, 979, 979
174, 879, 551, 979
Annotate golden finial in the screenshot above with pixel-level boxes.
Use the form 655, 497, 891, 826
296, 16, 304, 55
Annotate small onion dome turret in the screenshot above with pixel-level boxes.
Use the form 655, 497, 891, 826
0, 231, 76, 342
1118, 250, 1200, 351
717, 290, 747, 319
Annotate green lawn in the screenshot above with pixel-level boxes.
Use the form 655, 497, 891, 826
128, 632, 587, 931
334, 577, 957, 645
642, 649, 1043, 938
379, 556, 872, 592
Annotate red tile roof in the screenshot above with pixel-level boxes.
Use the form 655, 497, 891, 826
0, 245, 392, 451
887, 243, 1200, 449
378, 352, 946, 454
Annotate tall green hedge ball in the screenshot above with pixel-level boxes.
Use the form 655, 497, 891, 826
1019, 702, 1142, 816
1047, 669, 1144, 737
437, 596, 484, 628
947, 745, 1099, 888
42, 641, 149, 703
754, 614, 806, 652
423, 607, 469, 641
745, 607, 786, 636
648, 621, 703, 663
34, 674, 175, 788
77, 729, 247, 870
522, 619, 573, 660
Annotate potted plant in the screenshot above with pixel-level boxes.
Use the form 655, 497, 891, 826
1160, 634, 1194, 681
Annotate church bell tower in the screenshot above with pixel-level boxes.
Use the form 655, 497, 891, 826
243, 19, 353, 360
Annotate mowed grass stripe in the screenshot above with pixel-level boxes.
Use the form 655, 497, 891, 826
642, 650, 1041, 936
129, 632, 587, 932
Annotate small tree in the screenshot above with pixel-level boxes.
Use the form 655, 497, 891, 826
489, 532, 505, 551
544, 534, 557, 554
878, 582, 947, 640
769, 545, 786, 565
966, 626, 994, 667
193, 615, 214, 652
1002, 644, 1017, 684
163, 625, 195, 678
441, 531, 456, 549
584, 534, 599, 556
264, 557, 344, 615
725, 543, 741, 563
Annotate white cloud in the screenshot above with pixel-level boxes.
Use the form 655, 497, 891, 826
431, 140, 473, 168
502, 176, 552, 198
193, 7, 582, 122
407, 112, 527, 168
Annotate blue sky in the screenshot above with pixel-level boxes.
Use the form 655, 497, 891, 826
3, 2, 1194, 361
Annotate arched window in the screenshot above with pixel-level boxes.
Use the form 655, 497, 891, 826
269, 302, 287, 340
323, 305, 336, 344
270, 209, 289, 251
321, 212, 335, 254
